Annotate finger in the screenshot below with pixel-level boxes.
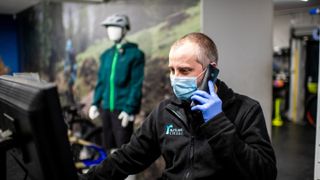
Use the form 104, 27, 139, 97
208, 80, 214, 96
192, 90, 211, 99
118, 113, 123, 120
121, 119, 128, 128
191, 94, 207, 105
92, 112, 99, 120
191, 104, 205, 111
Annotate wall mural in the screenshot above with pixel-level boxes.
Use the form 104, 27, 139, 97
17, 0, 200, 179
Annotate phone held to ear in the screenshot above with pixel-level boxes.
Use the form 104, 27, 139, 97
189, 64, 219, 124
191, 64, 219, 107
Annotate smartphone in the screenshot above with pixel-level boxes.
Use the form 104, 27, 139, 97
189, 64, 219, 125
191, 64, 219, 106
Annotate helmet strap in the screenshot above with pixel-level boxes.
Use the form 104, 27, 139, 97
114, 28, 127, 44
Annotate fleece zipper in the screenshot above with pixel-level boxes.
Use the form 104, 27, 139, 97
166, 104, 195, 180
109, 47, 119, 112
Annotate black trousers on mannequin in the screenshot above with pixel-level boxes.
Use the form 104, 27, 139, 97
101, 109, 133, 151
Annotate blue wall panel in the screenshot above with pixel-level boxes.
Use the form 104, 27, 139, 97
0, 15, 19, 74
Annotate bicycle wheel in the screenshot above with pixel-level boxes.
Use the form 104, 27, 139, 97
306, 95, 317, 127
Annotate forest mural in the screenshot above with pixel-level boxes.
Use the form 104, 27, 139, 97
17, 0, 200, 179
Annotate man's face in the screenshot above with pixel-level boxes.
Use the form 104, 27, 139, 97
168, 42, 204, 84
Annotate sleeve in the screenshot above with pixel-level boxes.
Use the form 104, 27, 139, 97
92, 55, 106, 107
200, 103, 277, 180
80, 108, 161, 180
123, 50, 145, 114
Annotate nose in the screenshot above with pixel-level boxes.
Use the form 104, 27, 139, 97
172, 71, 179, 76
171, 70, 182, 77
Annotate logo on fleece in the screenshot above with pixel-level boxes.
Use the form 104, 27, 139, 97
165, 123, 183, 136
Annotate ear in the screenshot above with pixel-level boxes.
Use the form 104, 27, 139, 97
210, 62, 217, 68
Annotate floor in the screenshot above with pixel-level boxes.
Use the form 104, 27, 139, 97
272, 121, 316, 180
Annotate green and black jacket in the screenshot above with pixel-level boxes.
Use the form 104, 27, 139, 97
92, 42, 145, 114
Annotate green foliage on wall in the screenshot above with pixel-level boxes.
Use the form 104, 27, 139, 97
76, 3, 200, 65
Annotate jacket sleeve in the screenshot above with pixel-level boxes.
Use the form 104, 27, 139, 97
92, 55, 106, 107
124, 51, 145, 114
200, 103, 277, 180
80, 108, 161, 180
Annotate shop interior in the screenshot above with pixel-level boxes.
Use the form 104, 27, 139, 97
0, 0, 320, 180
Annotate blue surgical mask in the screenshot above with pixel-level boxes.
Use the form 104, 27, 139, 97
170, 75, 197, 100
170, 68, 207, 100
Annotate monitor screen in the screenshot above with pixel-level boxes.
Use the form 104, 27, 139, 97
0, 76, 78, 180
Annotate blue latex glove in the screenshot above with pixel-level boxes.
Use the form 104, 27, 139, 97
190, 80, 222, 122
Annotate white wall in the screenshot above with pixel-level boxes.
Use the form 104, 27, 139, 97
201, 0, 273, 135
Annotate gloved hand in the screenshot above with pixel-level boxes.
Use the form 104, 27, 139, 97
190, 80, 222, 122
118, 111, 134, 128
88, 105, 100, 120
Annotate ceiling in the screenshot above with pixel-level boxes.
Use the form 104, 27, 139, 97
0, 0, 40, 15
274, 0, 320, 10
0, 0, 105, 15
0, 0, 319, 15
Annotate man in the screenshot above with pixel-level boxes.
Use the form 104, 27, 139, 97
64, 39, 77, 105
88, 14, 145, 151
81, 32, 277, 180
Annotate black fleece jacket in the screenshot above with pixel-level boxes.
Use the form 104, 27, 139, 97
80, 79, 277, 180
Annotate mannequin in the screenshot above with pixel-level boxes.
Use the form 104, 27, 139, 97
90, 25, 134, 127
88, 14, 145, 155
107, 26, 124, 42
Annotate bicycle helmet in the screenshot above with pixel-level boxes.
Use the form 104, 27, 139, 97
101, 14, 130, 31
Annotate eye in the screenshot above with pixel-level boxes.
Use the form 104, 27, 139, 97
179, 67, 192, 75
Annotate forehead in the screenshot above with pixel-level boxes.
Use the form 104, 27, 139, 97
168, 41, 198, 67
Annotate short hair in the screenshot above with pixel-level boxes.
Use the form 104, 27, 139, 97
170, 32, 218, 67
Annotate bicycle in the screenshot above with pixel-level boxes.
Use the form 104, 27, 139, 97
305, 82, 318, 128
62, 104, 106, 172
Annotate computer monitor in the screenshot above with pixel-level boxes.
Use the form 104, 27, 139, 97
0, 76, 78, 180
